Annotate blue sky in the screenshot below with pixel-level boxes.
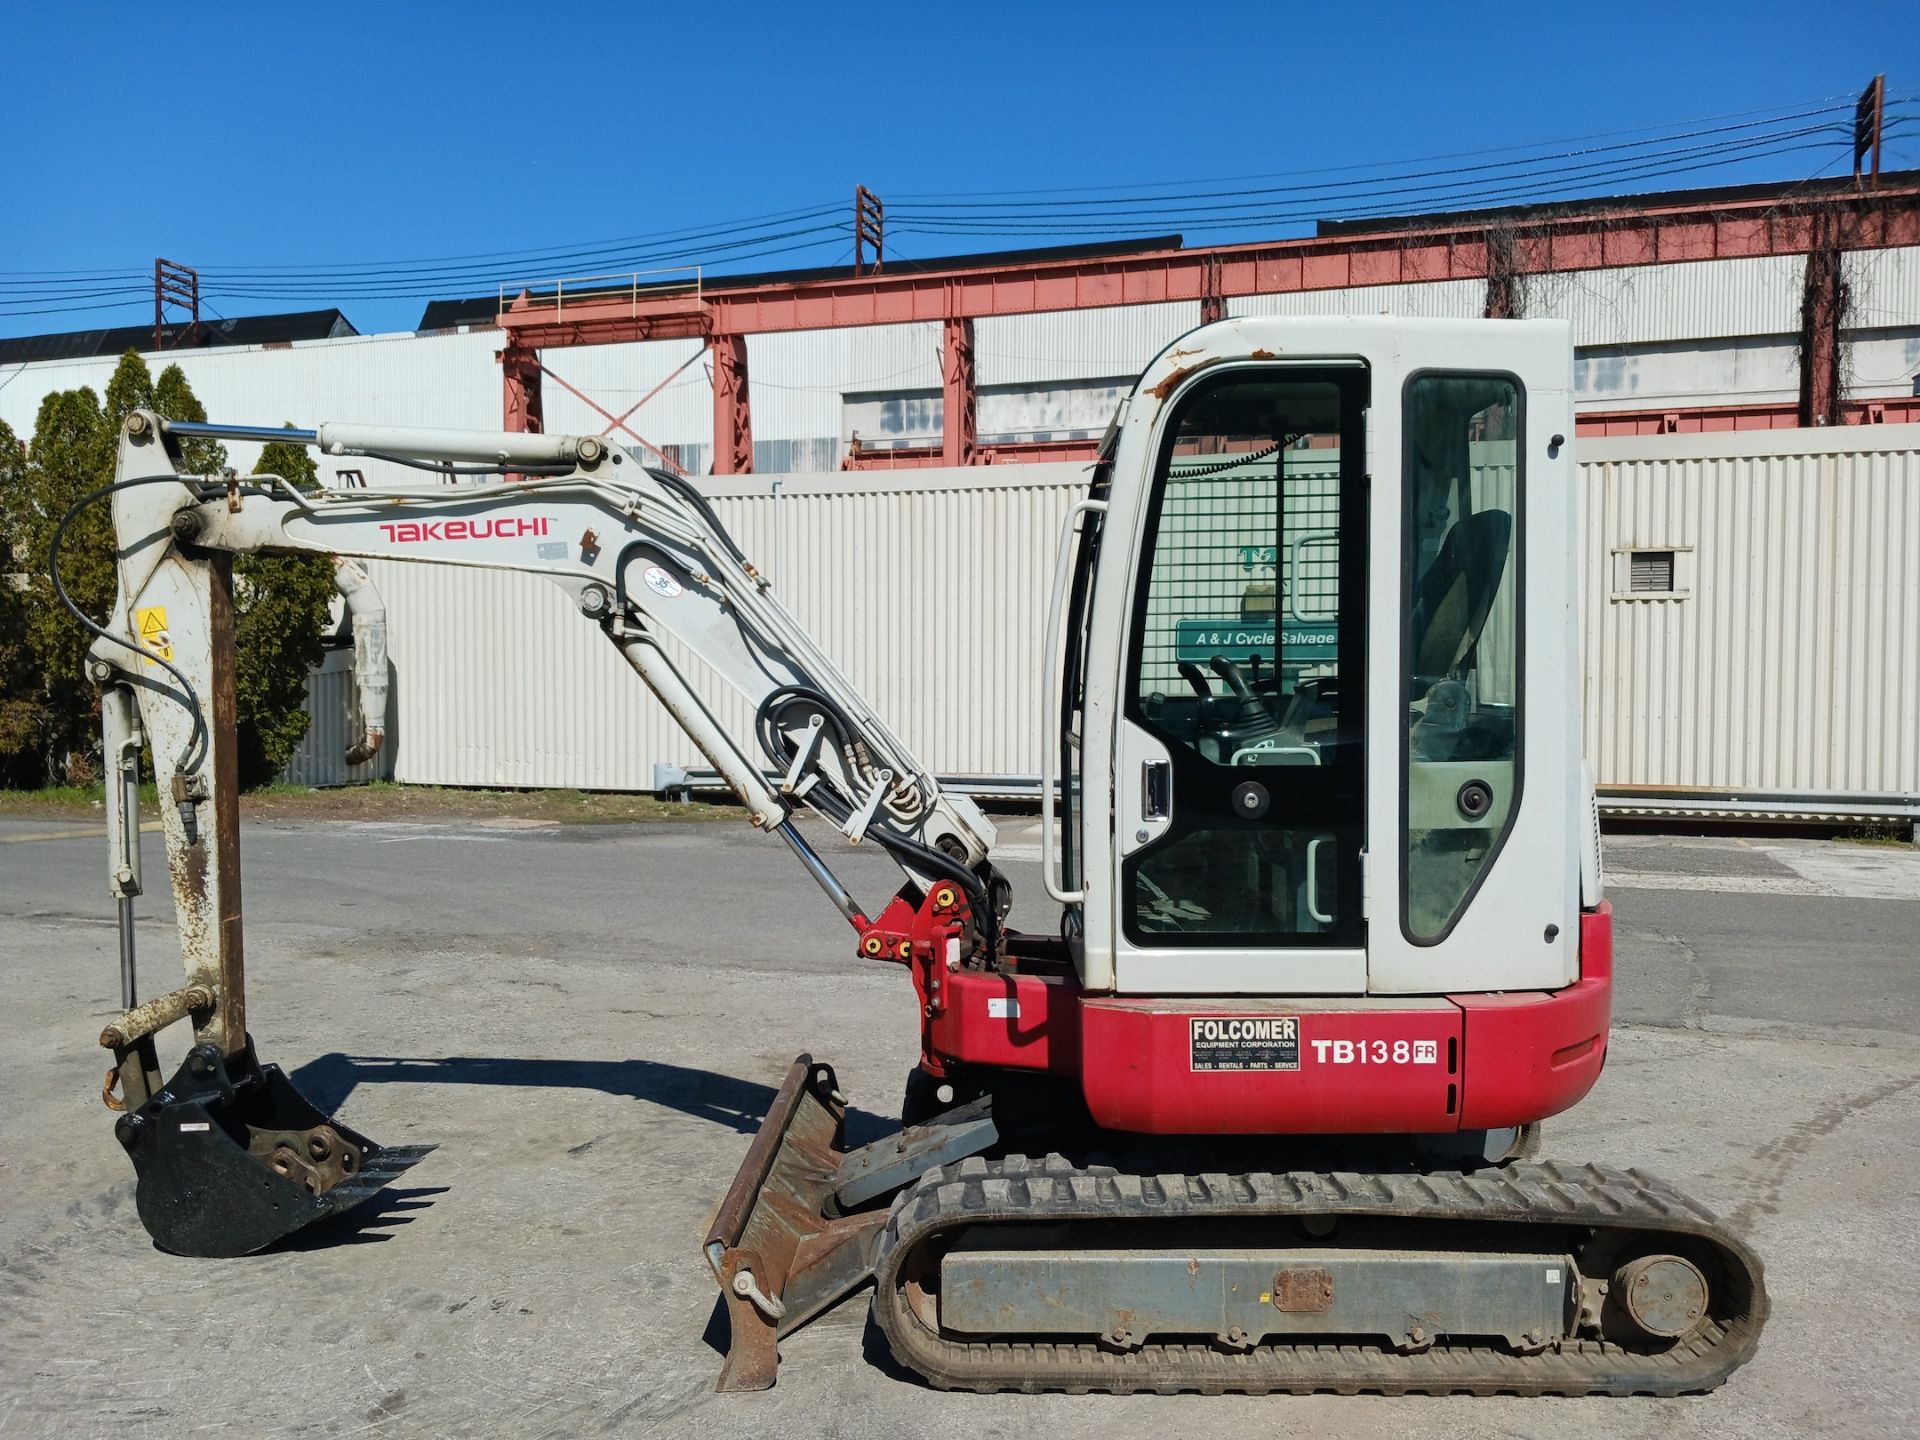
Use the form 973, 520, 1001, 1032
3, 1, 1912, 338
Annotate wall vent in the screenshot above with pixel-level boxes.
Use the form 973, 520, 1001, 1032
1629, 549, 1677, 592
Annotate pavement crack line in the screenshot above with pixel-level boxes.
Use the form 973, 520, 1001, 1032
1662, 930, 1712, 1030
1729, 1069, 1920, 1231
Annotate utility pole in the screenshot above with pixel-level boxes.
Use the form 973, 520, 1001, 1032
1853, 74, 1885, 189
854, 187, 885, 276
153, 259, 201, 351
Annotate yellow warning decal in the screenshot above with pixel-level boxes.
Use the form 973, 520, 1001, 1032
134, 606, 172, 663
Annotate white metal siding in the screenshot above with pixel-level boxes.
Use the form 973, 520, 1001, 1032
1231, 280, 1485, 322
284, 649, 395, 787
285, 426, 1920, 811
976, 302, 1198, 386
1582, 424, 1920, 798
324, 466, 1093, 791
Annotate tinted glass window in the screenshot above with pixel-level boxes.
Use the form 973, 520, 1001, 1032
1402, 374, 1522, 942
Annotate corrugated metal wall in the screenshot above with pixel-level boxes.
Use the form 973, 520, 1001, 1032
290, 426, 1920, 812
1582, 424, 1920, 801
340, 465, 1091, 791
283, 649, 395, 787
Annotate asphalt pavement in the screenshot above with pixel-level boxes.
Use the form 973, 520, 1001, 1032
2, 813, 1917, 1439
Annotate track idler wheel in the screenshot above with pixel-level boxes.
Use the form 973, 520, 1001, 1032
1606, 1253, 1712, 1344
112, 1040, 433, 1257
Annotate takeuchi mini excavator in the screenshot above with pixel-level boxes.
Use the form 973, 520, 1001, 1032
77, 316, 1766, 1395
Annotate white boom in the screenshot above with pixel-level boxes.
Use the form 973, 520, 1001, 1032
84, 410, 1003, 1070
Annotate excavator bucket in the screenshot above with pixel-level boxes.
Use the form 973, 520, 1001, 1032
705, 1056, 997, 1391
112, 1039, 433, 1258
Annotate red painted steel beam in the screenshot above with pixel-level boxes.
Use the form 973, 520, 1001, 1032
497, 185, 1920, 349
1799, 218, 1848, 427
712, 333, 754, 475
941, 317, 977, 466
500, 347, 544, 434
1576, 396, 1920, 437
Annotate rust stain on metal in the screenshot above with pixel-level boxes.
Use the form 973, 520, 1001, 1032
99, 983, 216, 1049
208, 556, 248, 1054
248, 1122, 362, 1194
1147, 363, 1202, 402
1272, 1267, 1336, 1313
1249, 348, 1279, 360
174, 834, 215, 989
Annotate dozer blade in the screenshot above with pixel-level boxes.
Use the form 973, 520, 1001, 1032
705, 1055, 998, 1392
113, 1040, 434, 1258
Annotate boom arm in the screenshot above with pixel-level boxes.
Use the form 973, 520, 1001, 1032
86, 409, 1001, 1074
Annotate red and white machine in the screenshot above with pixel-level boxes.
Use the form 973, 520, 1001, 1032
80, 317, 1764, 1396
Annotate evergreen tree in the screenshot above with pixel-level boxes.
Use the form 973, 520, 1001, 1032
237, 434, 335, 787
0, 352, 337, 788
3, 385, 112, 782
0, 420, 42, 778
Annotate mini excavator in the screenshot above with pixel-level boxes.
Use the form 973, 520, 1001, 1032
75, 317, 1765, 1394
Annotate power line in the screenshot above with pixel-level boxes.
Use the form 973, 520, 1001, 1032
196, 231, 857, 304
2, 90, 1912, 328
893, 103, 1859, 214
0, 199, 848, 283
892, 94, 1892, 200
888, 131, 1858, 237
0, 215, 854, 299
887, 122, 1855, 228
203, 204, 849, 281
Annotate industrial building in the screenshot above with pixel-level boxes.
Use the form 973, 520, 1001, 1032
4, 175, 1918, 822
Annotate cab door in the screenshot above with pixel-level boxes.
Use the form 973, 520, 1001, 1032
1362, 326, 1580, 995
1106, 362, 1369, 994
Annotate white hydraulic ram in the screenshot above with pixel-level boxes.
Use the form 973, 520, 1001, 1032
75, 408, 1002, 1256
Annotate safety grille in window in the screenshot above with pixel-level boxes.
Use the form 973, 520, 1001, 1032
1134, 450, 1341, 701
1629, 550, 1676, 592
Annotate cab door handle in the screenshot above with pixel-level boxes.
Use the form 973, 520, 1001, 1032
1142, 760, 1171, 820
1306, 836, 1335, 924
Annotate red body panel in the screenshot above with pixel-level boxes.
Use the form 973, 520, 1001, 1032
1076, 1000, 1462, 1134
1449, 901, 1613, 1129
910, 901, 1615, 1138
930, 969, 1081, 1074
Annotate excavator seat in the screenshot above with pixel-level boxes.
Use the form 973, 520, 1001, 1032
1408, 508, 1511, 697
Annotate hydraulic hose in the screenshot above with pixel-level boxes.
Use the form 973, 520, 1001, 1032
754, 684, 999, 948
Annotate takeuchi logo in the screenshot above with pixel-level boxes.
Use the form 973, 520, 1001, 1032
375, 517, 551, 543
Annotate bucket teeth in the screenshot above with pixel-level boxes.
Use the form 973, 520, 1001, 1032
315, 1144, 438, 1216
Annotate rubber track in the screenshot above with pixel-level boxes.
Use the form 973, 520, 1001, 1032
871, 1155, 1767, 1396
